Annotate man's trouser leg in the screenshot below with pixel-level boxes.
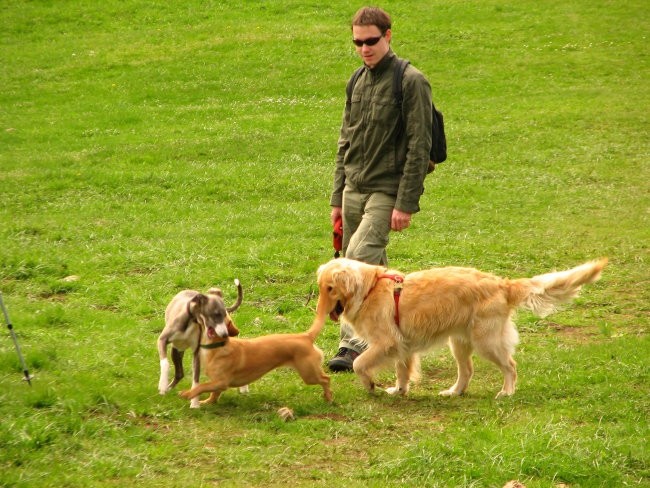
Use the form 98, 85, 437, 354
338, 189, 393, 354
342, 189, 392, 266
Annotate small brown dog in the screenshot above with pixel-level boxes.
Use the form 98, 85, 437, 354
312, 257, 607, 399
158, 281, 242, 408
179, 316, 332, 407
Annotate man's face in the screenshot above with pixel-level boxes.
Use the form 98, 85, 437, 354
352, 25, 391, 69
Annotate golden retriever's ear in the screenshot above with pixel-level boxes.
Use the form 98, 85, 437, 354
332, 268, 357, 294
226, 317, 240, 337
206, 287, 223, 297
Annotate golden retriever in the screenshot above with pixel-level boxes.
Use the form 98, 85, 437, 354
313, 257, 607, 398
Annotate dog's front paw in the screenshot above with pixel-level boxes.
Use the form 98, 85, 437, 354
159, 360, 170, 394
158, 379, 170, 395
358, 376, 376, 394
179, 390, 191, 399
238, 385, 250, 394
190, 397, 200, 408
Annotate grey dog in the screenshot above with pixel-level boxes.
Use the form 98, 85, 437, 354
158, 280, 243, 408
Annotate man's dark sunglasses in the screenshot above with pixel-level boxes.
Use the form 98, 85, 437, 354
352, 36, 382, 47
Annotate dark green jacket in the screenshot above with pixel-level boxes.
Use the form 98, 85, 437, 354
330, 51, 433, 214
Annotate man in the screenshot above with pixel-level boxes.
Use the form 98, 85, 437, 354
328, 6, 434, 372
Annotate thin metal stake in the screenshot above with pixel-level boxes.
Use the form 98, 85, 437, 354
0, 292, 33, 385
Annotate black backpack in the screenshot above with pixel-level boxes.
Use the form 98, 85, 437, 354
345, 58, 447, 169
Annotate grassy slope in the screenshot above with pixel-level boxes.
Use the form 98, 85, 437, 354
0, 0, 648, 486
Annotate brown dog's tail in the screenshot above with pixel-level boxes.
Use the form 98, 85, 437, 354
510, 258, 607, 317
306, 293, 329, 341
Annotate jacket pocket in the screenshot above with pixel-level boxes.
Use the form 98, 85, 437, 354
370, 94, 400, 129
349, 93, 363, 126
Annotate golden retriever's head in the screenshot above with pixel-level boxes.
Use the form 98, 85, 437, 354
315, 258, 380, 322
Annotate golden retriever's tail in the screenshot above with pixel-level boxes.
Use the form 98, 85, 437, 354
512, 258, 607, 317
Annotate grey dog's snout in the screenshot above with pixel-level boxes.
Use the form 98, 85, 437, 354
214, 322, 229, 338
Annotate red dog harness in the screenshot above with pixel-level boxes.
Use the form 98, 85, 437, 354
377, 274, 404, 327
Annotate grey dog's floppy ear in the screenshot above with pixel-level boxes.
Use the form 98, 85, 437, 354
188, 293, 208, 316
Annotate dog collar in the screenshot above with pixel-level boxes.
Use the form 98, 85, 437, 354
377, 274, 404, 328
200, 341, 227, 349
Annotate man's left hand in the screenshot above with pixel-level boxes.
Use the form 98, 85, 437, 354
391, 209, 412, 232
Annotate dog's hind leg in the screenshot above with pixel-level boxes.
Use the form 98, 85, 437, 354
473, 318, 519, 399
477, 346, 517, 399
440, 337, 474, 397
304, 369, 333, 403
475, 349, 517, 399
386, 353, 419, 396
168, 347, 185, 390
296, 358, 333, 402
493, 355, 517, 399
188, 348, 202, 408
321, 375, 333, 403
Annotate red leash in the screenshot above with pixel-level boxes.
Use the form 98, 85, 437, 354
377, 274, 404, 327
333, 217, 343, 258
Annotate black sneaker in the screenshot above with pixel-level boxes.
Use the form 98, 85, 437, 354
328, 347, 360, 372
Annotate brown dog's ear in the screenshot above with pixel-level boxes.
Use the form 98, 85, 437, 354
188, 294, 208, 317
226, 317, 240, 337
206, 287, 223, 297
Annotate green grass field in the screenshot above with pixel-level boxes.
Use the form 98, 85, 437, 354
1, 1, 648, 486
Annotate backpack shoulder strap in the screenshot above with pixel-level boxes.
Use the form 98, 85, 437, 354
346, 66, 365, 105
393, 58, 410, 105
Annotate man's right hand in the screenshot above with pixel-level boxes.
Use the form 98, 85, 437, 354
331, 206, 342, 226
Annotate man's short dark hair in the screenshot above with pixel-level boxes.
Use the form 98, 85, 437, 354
352, 7, 392, 35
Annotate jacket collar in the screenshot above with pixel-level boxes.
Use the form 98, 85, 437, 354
367, 49, 396, 76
